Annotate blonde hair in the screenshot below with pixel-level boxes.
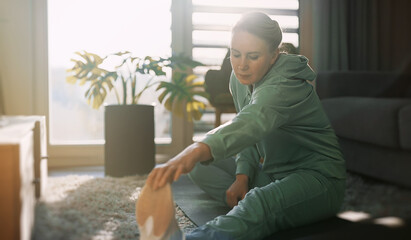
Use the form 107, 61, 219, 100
232, 12, 283, 52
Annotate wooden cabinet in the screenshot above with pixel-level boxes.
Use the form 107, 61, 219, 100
0, 116, 48, 240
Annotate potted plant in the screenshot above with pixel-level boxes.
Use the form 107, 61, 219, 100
66, 51, 207, 177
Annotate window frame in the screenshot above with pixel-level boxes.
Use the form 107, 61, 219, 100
34, 0, 194, 167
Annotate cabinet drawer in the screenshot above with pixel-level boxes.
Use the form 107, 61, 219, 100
0, 131, 35, 240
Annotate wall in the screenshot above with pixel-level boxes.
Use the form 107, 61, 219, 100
0, 0, 47, 116
0, 0, 34, 115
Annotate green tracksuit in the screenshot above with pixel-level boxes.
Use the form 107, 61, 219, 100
187, 53, 346, 240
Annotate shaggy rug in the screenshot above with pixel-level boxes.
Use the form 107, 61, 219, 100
340, 173, 411, 220
32, 174, 196, 240
32, 172, 411, 240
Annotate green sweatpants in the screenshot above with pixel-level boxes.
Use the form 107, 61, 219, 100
187, 157, 345, 240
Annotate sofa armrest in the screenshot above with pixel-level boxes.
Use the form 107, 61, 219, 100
315, 71, 401, 99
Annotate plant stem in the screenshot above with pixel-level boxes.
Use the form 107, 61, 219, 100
126, 60, 136, 104
121, 75, 127, 105
131, 74, 137, 104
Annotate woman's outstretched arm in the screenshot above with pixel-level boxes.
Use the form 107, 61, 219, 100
146, 142, 212, 190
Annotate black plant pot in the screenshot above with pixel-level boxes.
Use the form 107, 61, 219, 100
104, 104, 155, 177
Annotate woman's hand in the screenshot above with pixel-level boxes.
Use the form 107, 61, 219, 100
226, 174, 249, 208
146, 142, 212, 190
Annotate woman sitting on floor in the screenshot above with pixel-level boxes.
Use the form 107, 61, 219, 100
139, 12, 346, 240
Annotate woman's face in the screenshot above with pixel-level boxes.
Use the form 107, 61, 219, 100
230, 30, 278, 86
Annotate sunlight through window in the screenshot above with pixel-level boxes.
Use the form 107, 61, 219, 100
48, 0, 172, 144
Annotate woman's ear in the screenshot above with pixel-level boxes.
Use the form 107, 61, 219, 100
270, 48, 280, 65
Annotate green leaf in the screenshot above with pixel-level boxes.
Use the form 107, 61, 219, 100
156, 72, 208, 121
67, 50, 207, 112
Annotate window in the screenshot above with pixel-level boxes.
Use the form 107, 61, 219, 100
48, 0, 173, 145
43, 0, 300, 165
190, 0, 300, 139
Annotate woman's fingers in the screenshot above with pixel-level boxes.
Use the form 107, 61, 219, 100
146, 167, 159, 189
226, 194, 239, 208
225, 176, 249, 208
225, 191, 236, 208
158, 165, 177, 189
147, 163, 179, 190
146, 148, 200, 190
146, 142, 207, 190
173, 165, 184, 182
227, 194, 244, 208
147, 164, 167, 189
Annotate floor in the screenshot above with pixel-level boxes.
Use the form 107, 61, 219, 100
48, 166, 411, 239
172, 174, 411, 240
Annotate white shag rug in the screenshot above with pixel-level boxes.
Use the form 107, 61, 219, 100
32, 175, 196, 240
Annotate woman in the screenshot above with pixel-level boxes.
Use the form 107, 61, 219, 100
143, 12, 346, 240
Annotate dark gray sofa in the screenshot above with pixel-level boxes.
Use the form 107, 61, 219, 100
316, 71, 411, 188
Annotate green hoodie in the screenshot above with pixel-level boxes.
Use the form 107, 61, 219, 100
202, 53, 346, 183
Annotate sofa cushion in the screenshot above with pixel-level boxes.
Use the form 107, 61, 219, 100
321, 97, 411, 149
399, 105, 411, 150
316, 71, 403, 99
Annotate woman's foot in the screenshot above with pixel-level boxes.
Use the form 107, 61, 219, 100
136, 182, 184, 240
